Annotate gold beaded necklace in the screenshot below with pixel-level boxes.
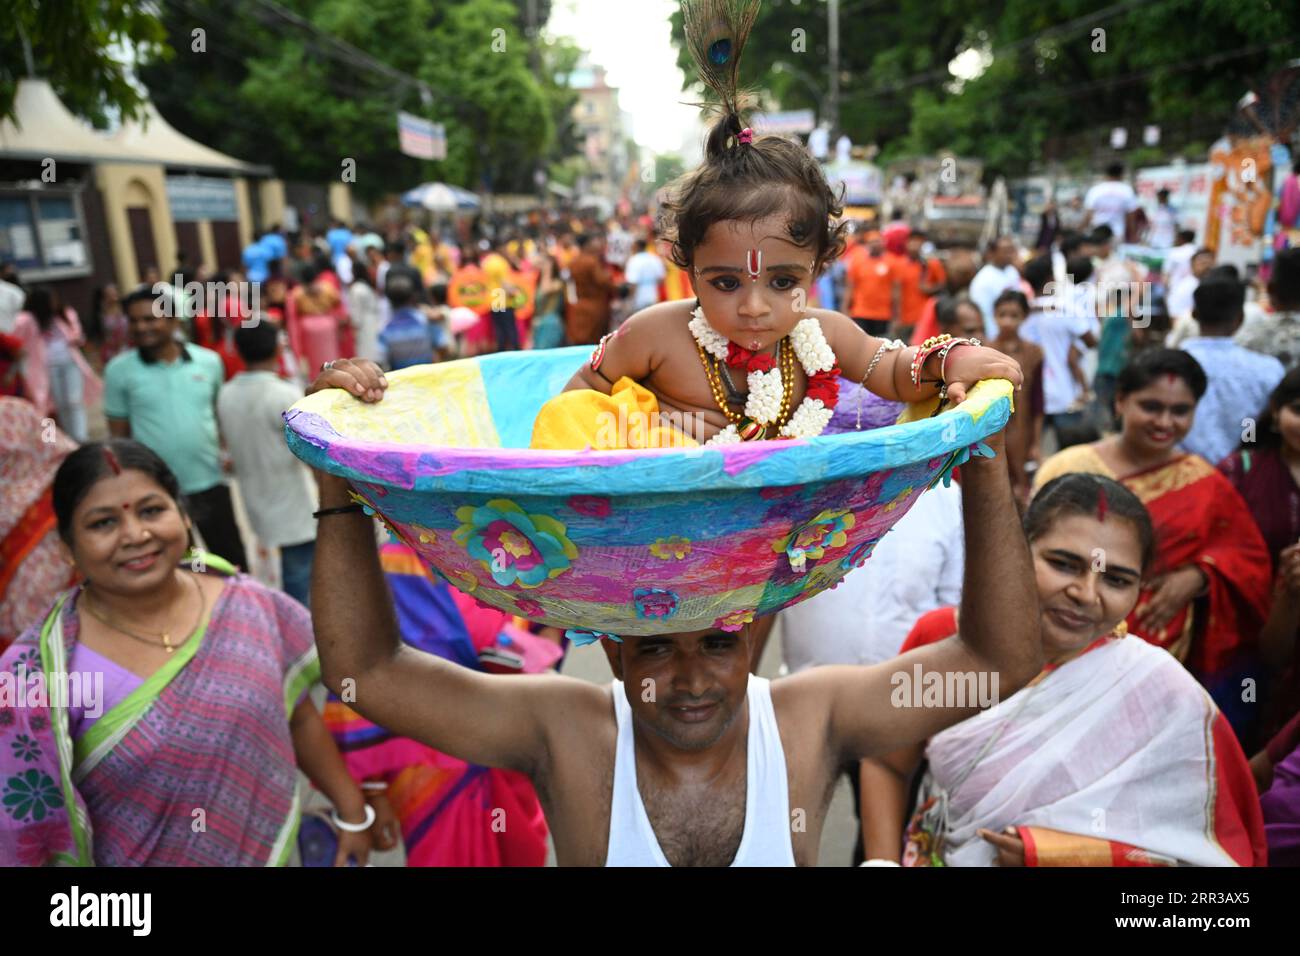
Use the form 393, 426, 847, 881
696, 337, 798, 437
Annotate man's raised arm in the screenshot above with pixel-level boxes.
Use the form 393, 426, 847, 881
794, 426, 1044, 759
306, 359, 594, 775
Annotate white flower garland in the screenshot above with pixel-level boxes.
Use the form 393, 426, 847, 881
690, 307, 838, 444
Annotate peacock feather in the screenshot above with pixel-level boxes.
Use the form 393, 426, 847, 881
680, 0, 761, 116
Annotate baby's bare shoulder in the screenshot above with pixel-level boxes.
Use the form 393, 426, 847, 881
577, 301, 694, 388
803, 308, 863, 352
611, 301, 694, 356
620, 300, 694, 336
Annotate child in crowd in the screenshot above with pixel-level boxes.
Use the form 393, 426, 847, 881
989, 290, 1044, 500
941, 295, 987, 342
1022, 255, 1098, 450
379, 274, 450, 371
529, 5, 1021, 451
425, 283, 455, 359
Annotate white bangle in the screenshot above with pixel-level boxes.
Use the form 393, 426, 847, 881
859, 859, 902, 867
360, 781, 388, 792
331, 803, 376, 833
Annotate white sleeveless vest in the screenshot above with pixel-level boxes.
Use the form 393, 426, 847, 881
604, 673, 796, 866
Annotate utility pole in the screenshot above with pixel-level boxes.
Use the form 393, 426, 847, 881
17, 21, 36, 76
827, 0, 840, 139
526, 0, 544, 201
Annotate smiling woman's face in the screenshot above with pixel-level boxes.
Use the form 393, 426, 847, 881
1115, 375, 1197, 455
67, 470, 192, 596
1030, 512, 1144, 661
691, 216, 817, 354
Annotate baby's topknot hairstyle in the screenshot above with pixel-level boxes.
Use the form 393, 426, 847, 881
662, 0, 846, 274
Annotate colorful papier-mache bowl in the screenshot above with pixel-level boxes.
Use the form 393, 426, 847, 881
283, 347, 1012, 638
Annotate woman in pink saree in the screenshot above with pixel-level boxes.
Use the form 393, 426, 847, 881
322, 540, 560, 866
0, 440, 372, 866
287, 261, 350, 377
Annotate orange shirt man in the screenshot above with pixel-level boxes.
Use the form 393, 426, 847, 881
894, 231, 947, 331
844, 231, 899, 336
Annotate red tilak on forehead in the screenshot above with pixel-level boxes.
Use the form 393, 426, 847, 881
102, 447, 122, 476
1097, 488, 1109, 522
1165, 373, 1178, 385
746, 248, 762, 281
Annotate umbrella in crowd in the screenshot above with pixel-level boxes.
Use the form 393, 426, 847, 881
401, 182, 482, 212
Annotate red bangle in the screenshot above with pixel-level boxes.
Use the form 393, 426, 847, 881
910, 335, 952, 388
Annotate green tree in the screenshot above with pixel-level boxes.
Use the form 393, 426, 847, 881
137, 0, 566, 197
536, 34, 583, 190
140, 0, 437, 195
669, 0, 1300, 179
0, 0, 170, 127
888, 0, 1299, 175
669, 0, 975, 150
419, 0, 556, 193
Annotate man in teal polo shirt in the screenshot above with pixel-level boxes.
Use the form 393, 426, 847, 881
104, 286, 249, 570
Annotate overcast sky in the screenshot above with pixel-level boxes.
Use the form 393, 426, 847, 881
546, 0, 702, 157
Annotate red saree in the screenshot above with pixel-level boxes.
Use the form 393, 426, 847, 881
0, 399, 78, 650
1034, 447, 1272, 737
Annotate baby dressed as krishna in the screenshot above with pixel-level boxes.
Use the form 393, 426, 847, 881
529, 4, 1022, 452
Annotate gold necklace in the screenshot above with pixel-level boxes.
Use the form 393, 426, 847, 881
81, 573, 206, 655
696, 338, 798, 437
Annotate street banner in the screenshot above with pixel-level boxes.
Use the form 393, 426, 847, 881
398, 112, 446, 160
166, 175, 238, 222
1134, 163, 1212, 244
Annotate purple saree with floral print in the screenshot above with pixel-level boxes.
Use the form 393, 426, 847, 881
0, 563, 319, 866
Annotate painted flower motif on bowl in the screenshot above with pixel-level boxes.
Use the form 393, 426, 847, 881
453, 499, 579, 589
633, 588, 680, 620
772, 509, 856, 568
715, 609, 755, 632
649, 536, 692, 561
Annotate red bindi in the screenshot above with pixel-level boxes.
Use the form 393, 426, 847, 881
1096, 488, 1109, 522
121, 502, 132, 511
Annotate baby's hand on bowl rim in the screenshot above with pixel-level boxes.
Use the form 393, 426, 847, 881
942, 344, 1023, 407
306, 358, 388, 403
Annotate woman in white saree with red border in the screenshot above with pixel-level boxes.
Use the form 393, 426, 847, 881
861, 472, 1266, 867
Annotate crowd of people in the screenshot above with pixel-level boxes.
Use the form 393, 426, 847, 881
1, 161, 1298, 865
